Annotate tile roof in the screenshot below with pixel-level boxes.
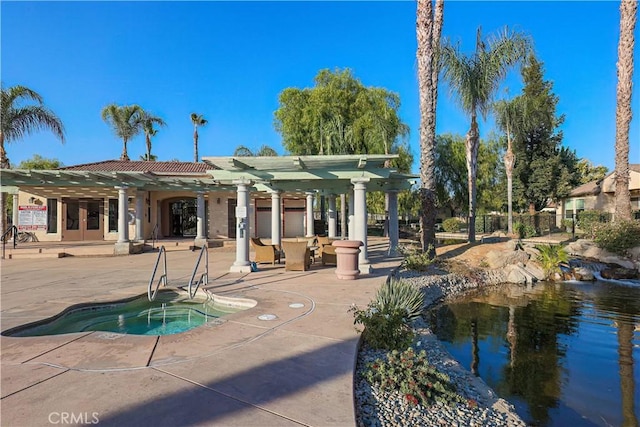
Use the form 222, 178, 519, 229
569, 180, 601, 197
59, 160, 210, 174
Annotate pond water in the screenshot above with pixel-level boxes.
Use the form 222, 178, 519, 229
428, 280, 640, 427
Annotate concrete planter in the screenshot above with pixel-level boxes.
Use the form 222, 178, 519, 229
332, 240, 363, 280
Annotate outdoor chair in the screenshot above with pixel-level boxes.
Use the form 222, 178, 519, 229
282, 240, 312, 271
321, 243, 337, 266
250, 237, 281, 265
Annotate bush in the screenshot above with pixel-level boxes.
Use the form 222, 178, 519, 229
442, 218, 463, 233
401, 245, 435, 272
513, 221, 536, 239
594, 220, 640, 256
535, 244, 569, 278
363, 347, 466, 407
576, 210, 608, 238
349, 279, 424, 350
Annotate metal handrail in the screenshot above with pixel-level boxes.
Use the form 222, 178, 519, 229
1, 225, 18, 260
148, 245, 168, 301
150, 223, 159, 250
188, 245, 209, 299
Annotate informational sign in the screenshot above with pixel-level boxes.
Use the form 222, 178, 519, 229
18, 205, 47, 231
235, 206, 247, 218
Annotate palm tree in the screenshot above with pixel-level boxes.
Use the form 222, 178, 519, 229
416, 0, 444, 256
233, 144, 278, 157
614, 0, 637, 222
440, 27, 530, 242
494, 94, 525, 235
101, 104, 143, 161
1, 85, 65, 169
190, 113, 207, 162
139, 111, 166, 161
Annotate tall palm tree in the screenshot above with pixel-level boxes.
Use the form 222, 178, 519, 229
440, 27, 530, 242
614, 0, 637, 222
0, 85, 65, 169
494, 94, 525, 235
190, 113, 207, 162
139, 111, 166, 161
416, 0, 444, 256
101, 104, 143, 161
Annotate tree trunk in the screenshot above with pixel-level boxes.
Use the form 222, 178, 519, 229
466, 117, 479, 243
146, 135, 152, 160
505, 144, 515, 236
416, 0, 440, 258
0, 132, 7, 237
121, 138, 129, 161
0, 132, 9, 169
614, 0, 637, 221
194, 129, 199, 162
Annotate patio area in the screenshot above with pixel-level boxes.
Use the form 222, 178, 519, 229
1, 237, 401, 426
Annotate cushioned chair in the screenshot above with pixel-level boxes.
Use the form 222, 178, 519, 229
321, 244, 337, 266
250, 237, 281, 265
282, 241, 312, 271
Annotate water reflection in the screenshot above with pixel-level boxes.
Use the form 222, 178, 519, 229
428, 281, 640, 427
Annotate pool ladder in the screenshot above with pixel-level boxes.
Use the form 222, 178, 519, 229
148, 245, 209, 301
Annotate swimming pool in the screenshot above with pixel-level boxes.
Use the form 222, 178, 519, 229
3, 290, 254, 337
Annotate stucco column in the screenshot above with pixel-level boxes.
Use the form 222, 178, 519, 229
387, 190, 399, 256
328, 194, 337, 238
340, 193, 347, 239
194, 191, 207, 248
305, 191, 315, 237
348, 188, 355, 240
116, 186, 129, 243
230, 179, 253, 273
271, 190, 282, 247
351, 178, 371, 273
12, 193, 19, 231
135, 190, 144, 241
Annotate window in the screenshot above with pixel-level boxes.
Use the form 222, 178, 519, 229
108, 199, 118, 232
47, 198, 57, 233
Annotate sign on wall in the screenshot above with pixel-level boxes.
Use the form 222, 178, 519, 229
18, 205, 48, 231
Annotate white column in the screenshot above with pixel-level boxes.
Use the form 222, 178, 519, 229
135, 190, 144, 241
230, 179, 252, 273
387, 190, 399, 256
12, 193, 19, 230
116, 186, 129, 243
196, 191, 206, 239
208, 191, 217, 238
340, 193, 347, 239
271, 190, 282, 247
328, 194, 337, 238
348, 188, 355, 240
352, 178, 371, 273
305, 191, 315, 237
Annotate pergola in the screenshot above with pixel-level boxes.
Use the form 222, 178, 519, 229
1, 154, 417, 272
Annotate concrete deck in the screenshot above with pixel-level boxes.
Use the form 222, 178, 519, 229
1, 238, 401, 427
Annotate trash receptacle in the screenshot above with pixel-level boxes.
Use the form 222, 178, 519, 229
332, 240, 363, 280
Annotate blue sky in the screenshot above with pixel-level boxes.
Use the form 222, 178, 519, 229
1, 1, 638, 174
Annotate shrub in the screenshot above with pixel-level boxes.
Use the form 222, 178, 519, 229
513, 221, 536, 239
576, 210, 608, 238
375, 279, 424, 321
535, 244, 569, 278
401, 245, 435, 272
442, 218, 463, 233
363, 347, 466, 407
561, 219, 574, 231
594, 220, 640, 256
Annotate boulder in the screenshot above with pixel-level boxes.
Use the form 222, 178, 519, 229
573, 267, 595, 281
600, 267, 639, 280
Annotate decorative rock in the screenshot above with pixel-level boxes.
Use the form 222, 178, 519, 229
573, 267, 595, 281
600, 267, 639, 280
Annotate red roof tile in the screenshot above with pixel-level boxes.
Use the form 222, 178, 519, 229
59, 160, 210, 174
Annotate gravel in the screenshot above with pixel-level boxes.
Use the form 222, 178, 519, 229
354, 267, 526, 427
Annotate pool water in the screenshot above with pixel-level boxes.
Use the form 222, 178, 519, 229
428, 280, 640, 427
5, 291, 242, 337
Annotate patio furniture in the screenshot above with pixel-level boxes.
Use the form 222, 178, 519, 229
282, 241, 312, 271
321, 243, 337, 266
250, 237, 281, 265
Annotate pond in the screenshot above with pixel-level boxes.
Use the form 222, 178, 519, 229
428, 280, 640, 427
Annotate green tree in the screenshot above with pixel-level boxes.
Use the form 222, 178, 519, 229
440, 27, 530, 242
17, 154, 63, 170
233, 144, 278, 156
614, 0, 637, 222
416, 0, 444, 256
575, 159, 608, 185
139, 110, 166, 161
190, 113, 207, 162
1, 85, 65, 169
273, 68, 411, 171
511, 56, 574, 212
101, 104, 143, 161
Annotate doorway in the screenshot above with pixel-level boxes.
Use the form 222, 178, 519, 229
169, 199, 197, 237
62, 199, 104, 241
